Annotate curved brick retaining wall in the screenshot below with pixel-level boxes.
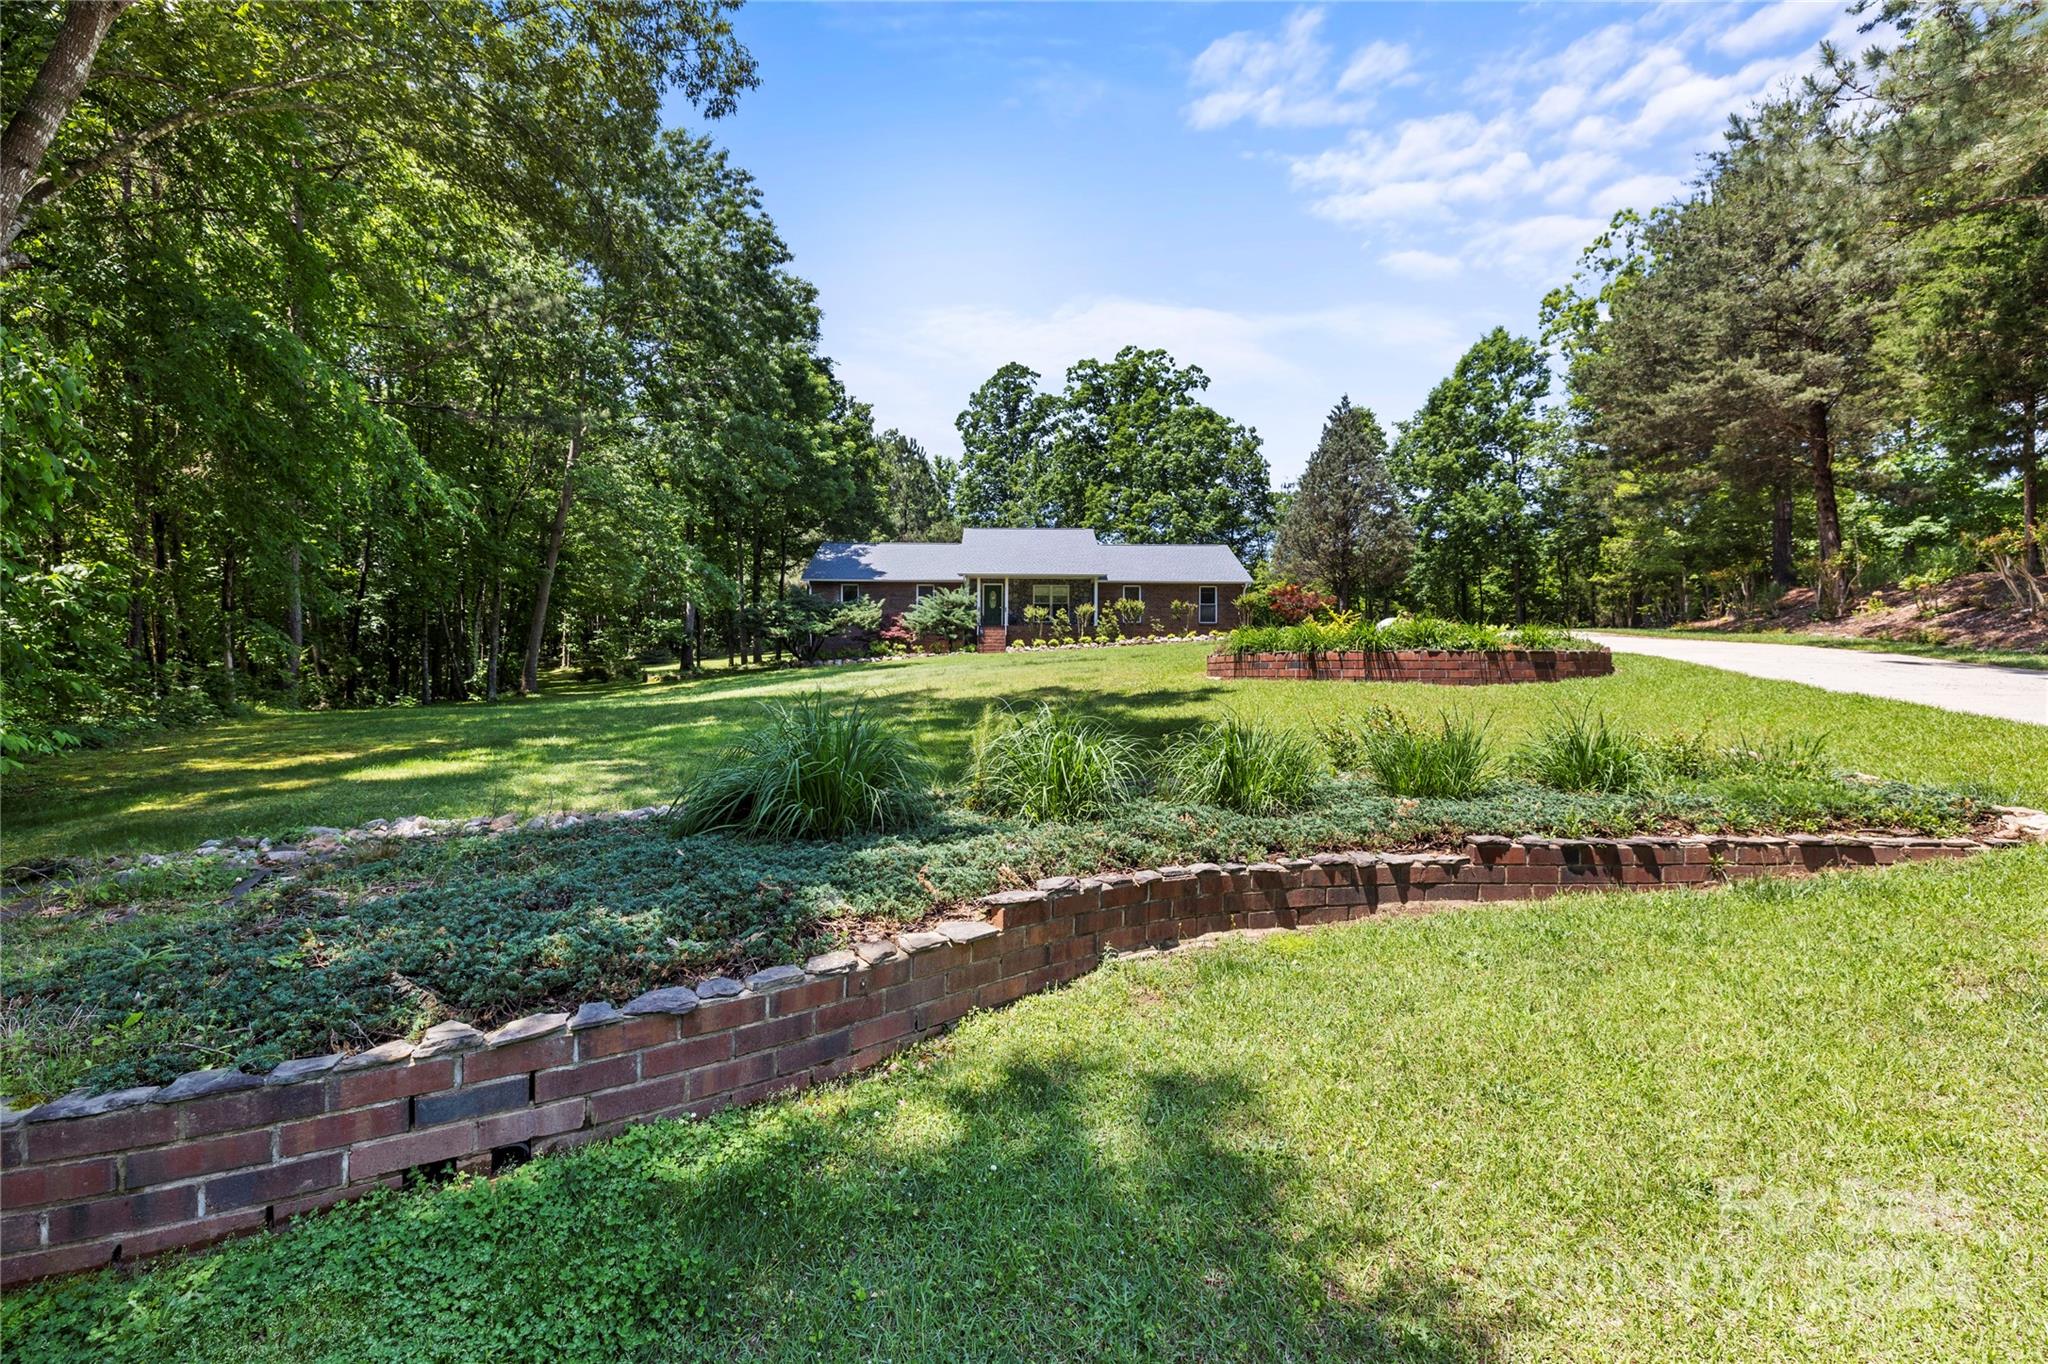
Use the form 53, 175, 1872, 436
0, 830, 2010, 1286
1207, 648, 1615, 684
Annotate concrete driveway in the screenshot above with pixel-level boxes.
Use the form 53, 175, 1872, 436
1584, 633, 2048, 726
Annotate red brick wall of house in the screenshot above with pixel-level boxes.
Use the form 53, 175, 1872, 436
804, 581, 954, 624
1099, 582, 1240, 632
804, 579, 1241, 639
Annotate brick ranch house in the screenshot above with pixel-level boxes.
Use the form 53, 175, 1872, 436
802, 528, 1252, 651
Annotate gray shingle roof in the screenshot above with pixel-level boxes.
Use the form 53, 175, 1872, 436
1098, 543, 1252, 585
803, 529, 1250, 586
802, 542, 966, 583
957, 528, 1107, 576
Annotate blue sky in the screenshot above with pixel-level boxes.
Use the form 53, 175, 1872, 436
674, 2, 1874, 485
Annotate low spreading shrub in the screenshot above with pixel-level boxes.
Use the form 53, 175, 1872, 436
1161, 716, 1323, 815
966, 704, 1141, 820
1521, 707, 1657, 793
672, 693, 929, 838
1359, 712, 1496, 798
4, 770, 1986, 1098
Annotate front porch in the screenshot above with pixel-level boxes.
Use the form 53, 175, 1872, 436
969, 576, 1104, 651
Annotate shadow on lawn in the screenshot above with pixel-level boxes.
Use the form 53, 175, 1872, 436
19, 1047, 1509, 1362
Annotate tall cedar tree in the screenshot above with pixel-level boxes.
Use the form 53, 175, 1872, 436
1273, 398, 1414, 613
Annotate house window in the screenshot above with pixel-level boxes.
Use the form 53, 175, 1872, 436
840, 585, 860, 604
1198, 586, 1218, 625
1120, 585, 1143, 603
1030, 582, 1070, 611
914, 583, 936, 601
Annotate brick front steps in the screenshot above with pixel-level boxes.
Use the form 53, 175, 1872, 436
1207, 648, 1615, 684
0, 830, 2022, 1287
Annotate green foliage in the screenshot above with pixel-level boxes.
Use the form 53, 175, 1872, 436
1390, 328, 1554, 622
1234, 581, 1333, 626
8, 849, 2044, 1361
1273, 397, 1413, 612
966, 704, 1141, 821
900, 587, 978, 648
955, 349, 1275, 560
2, 760, 1989, 1099
1160, 717, 1322, 815
1520, 707, 1658, 793
1721, 732, 1831, 781
673, 693, 930, 839
1227, 615, 1595, 655
1359, 713, 1497, 799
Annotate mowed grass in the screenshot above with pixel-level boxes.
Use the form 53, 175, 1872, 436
11, 849, 2046, 1362
8, 645, 2047, 863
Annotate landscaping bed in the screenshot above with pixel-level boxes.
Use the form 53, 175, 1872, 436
1, 767, 2000, 1104
1209, 647, 1614, 683
1215, 618, 1612, 683
7, 849, 2046, 1357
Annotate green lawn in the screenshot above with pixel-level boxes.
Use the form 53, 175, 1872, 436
1597, 626, 2048, 671
10, 646, 2047, 864
11, 848, 2046, 1362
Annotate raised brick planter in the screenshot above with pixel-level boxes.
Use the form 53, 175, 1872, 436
1207, 648, 1615, 684
0, 829, 2013, 1286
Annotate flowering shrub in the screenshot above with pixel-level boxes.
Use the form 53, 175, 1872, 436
1236, 581, 1335, 626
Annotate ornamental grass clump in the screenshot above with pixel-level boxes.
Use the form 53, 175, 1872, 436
1162, 716, 1323, 815
966, 704, 1142, 821
1722, 732, 1831, 780
1523, 706, 1658, 793
672, 692, 929, 839
1360, 712, 1496, 798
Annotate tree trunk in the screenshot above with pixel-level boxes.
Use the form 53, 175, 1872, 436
286, 541, 303, 701
521, 419, 582, 694
747, 527, 764, 664
220, 542, 236, 698
485, 574, 504, 701
2023, 395, 2041, 577
344, 529, 371, 705
1770, 478, 1795, 591
0, 0, 130, 269
1808, 403, 1845, 616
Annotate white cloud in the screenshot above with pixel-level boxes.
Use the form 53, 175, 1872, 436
1585, 172, 1689, 218
1713, 0, 1837, 57
1200, 2, 1862, 287
1466, 214, 1608, 277
1380, 248, 1463, 280
1185, 7, 1412, 129
1338, 40, 1414, 93
1529, 83, 1586, 127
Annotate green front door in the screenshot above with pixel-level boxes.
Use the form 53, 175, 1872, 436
981, 583, 1004, 627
